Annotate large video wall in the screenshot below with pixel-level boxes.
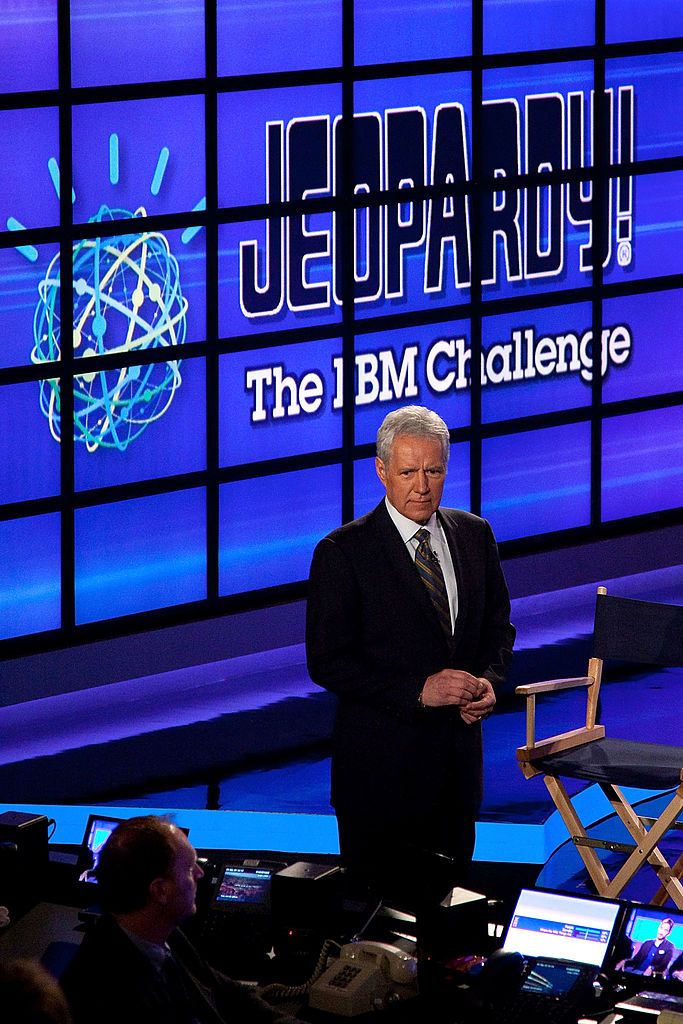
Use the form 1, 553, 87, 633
1, 1, 682, 646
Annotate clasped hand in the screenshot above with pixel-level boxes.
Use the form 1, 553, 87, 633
420, 669, 496, 724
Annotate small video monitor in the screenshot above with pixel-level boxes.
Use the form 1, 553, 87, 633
211, 861, 284, 916
615, 906, 683, 984
76, 815, 124, 884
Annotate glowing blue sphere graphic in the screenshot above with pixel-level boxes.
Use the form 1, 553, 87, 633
32, 205, 188, 452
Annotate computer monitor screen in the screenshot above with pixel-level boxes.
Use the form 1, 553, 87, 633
212, 863, 277, 913
617, 907, 683, 981
503, 888, 621, 969
77, 815, 124, 884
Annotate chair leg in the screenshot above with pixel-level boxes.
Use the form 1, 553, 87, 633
544, 776, 611, 893
601, 784, 683, 910
652, 850, 683, 907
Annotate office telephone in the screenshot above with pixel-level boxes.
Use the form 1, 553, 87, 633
308, 940, 418, 1016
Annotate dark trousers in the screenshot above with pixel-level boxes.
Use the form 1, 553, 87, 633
336, 805, 475, 911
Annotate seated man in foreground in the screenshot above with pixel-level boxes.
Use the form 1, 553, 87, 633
60, 815, 301, 1024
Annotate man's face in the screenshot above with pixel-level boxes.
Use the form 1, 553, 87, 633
161, 829, 204, 924
658, 920, 674, 940
376, 434, 446, 524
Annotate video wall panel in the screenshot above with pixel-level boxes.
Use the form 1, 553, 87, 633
70, 0, 205, 87
74, 488, 207, 624
0, 0, 681, 646
217, 0, 342, 75
484, 0, 594, 54
218, 465, 342, 596
602, 407, 683, 522
0, 513, 61, 641
355, 1, 471, 65
0, 1, 58, 93
482, 422, 592, 542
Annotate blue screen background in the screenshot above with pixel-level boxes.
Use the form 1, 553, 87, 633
72, 97, 206, 224
74, 489, 207, 624
0, 107, 60, 232
0, 1, 680, 642
354, 1, 471, 65
482, 423, 592, 542
0, 513, 61, 640
484, 0, 595, 54
219, 465, 341, 596
602, 408, 683, 522
606, 0, 683, 44
218, 0, 341, 75
70, 0, 205, 87
0, 0, 57, 93
0, 381, 61, 504
0, 244, 60, 370
603, 290, 683, 403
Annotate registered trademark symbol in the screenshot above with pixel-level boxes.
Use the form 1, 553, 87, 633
617, 241, 632, 266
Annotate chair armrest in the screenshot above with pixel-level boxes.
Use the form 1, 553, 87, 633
517, 724, 606, 766
516, 676, 597, 751
515, 676, 593, 697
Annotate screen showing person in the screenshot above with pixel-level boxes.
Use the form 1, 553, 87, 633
615, 908, 683, 980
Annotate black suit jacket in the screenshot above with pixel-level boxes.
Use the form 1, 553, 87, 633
306, 502, 515, 831
60, 914, 299, 1024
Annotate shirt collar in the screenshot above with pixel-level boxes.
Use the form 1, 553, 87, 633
384, 497, 439, 543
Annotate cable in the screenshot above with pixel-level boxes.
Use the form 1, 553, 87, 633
259, 938, 341, 1002
349, 898, 383, 942
259, 895, 384, 1002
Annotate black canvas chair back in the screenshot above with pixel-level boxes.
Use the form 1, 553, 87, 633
593, 593, 683, 666
516, 587, 683, 909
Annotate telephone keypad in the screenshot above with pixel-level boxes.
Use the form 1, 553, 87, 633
330, 964, 363, 988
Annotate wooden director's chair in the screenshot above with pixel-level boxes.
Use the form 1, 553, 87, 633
516, 587, 683, 908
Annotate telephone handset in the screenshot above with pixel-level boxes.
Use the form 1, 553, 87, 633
308, 940, 418, 1016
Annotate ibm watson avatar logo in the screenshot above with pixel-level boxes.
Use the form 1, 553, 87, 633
30, 203, 188, 453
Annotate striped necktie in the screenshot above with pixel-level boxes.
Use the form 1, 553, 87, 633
414, 528, 452, 637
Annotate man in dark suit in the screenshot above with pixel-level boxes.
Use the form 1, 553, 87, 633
306, 406, 515, 902
60, 816, 300, 1024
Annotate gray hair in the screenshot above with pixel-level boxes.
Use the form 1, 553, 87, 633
376, 406, 450, 466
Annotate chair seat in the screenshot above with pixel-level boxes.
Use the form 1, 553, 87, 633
537, 737, 683, 790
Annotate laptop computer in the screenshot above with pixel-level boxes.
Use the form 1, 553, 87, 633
499, 888, 621, 1020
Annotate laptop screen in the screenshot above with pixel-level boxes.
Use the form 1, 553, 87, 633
503, 889, 621, 968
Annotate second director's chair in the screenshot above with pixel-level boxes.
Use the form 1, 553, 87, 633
516, 587, 683, 907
